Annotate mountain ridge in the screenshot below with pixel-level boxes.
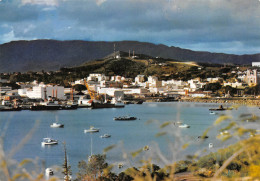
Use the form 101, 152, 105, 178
0, 40, 259, 73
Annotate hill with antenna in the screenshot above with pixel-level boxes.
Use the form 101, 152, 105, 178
0, 40, 259, 73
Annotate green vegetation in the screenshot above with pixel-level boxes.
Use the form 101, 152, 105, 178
1, 55, 244, 86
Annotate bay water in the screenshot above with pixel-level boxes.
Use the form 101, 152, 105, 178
0, 102, 259, 176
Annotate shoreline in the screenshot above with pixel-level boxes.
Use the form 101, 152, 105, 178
178, 98, 260, 107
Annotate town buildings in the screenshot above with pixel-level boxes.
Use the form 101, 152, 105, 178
2, 66, 260, 105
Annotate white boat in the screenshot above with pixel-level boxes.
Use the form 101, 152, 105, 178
41, 138, 58, 145
209, 143, 213, 149
118, 163, 124, 169
173, 121, 182, 125
100, 134, 111, 138
210, 112, 216, 115
220, 130, 229, 135
178, 124, 190, 128
143, 145, 149, 151
50, 122, 64, 128
45, 168, 54, 176
84, 126, 99, 133
64, 175, 72, 181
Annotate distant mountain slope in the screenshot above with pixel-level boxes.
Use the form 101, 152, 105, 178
0, 40, 259, 73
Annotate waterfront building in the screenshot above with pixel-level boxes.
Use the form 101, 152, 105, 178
188, 91, 212, 98
98, 87, 122, 97
23, 85, 65, 100
162, 80, 187, 91
18, 88, 28, 97
122, 87, 148, 96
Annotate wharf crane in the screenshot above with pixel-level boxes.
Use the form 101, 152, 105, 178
84, 80, 102, 102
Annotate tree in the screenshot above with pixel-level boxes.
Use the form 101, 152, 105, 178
76, 154, 108, 181
203, 83, 222, 92
63, 142, 72, 181
73, 84, 87, 92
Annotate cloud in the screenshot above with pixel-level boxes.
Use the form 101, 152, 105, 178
96, 0, 106, 6
21, 0, 59, 6
0, 0, 260, 54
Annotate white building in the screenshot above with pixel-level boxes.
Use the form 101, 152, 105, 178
252, 62, 260, 67
22, 85, 65, 100
74, 79, 85, 85
147, 76, 162, 88
18, 88, 28, 97
111, 75, 124, 82
162, 80, 187, 90
98, 87, 122, 97
188, 79, 205, 92
123, 87, 148, 95
224, 82, 244, 88
87, 74, 107, 82
206, 77, 223, 83
244, 69, 260, 86
135, 75, 145, 84
0, 86, 12, 93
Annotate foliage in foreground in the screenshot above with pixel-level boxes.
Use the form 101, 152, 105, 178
73, 135, 259, 181
1, 108, 260, 180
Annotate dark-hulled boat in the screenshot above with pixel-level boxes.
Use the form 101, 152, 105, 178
91, 102, 124, 109
114, 116, 137, 121
30, 102, 62, 111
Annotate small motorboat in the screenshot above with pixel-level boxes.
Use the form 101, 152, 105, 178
100, 134, 111, 138
50, 122, 64, 128
84, 126, 99, 133
209, 143, 213, 149
143, 145, 149, 151
178, 124, 190, 128
220, 130, 229, 135
118, 163, 124, 169
210, 112, 216, 115
41, 138, 58, 146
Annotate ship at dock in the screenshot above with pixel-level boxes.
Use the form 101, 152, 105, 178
84, 80, 125, 109
30, 101, 62, 110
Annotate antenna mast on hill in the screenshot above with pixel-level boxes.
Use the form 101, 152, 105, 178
114, 43, 116, 59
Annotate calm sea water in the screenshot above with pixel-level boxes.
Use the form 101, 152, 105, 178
0, 102, 259, 176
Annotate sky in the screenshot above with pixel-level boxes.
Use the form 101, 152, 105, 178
0, 0, 260, 55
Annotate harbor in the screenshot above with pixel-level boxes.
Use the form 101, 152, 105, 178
1, 102, 259, 177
